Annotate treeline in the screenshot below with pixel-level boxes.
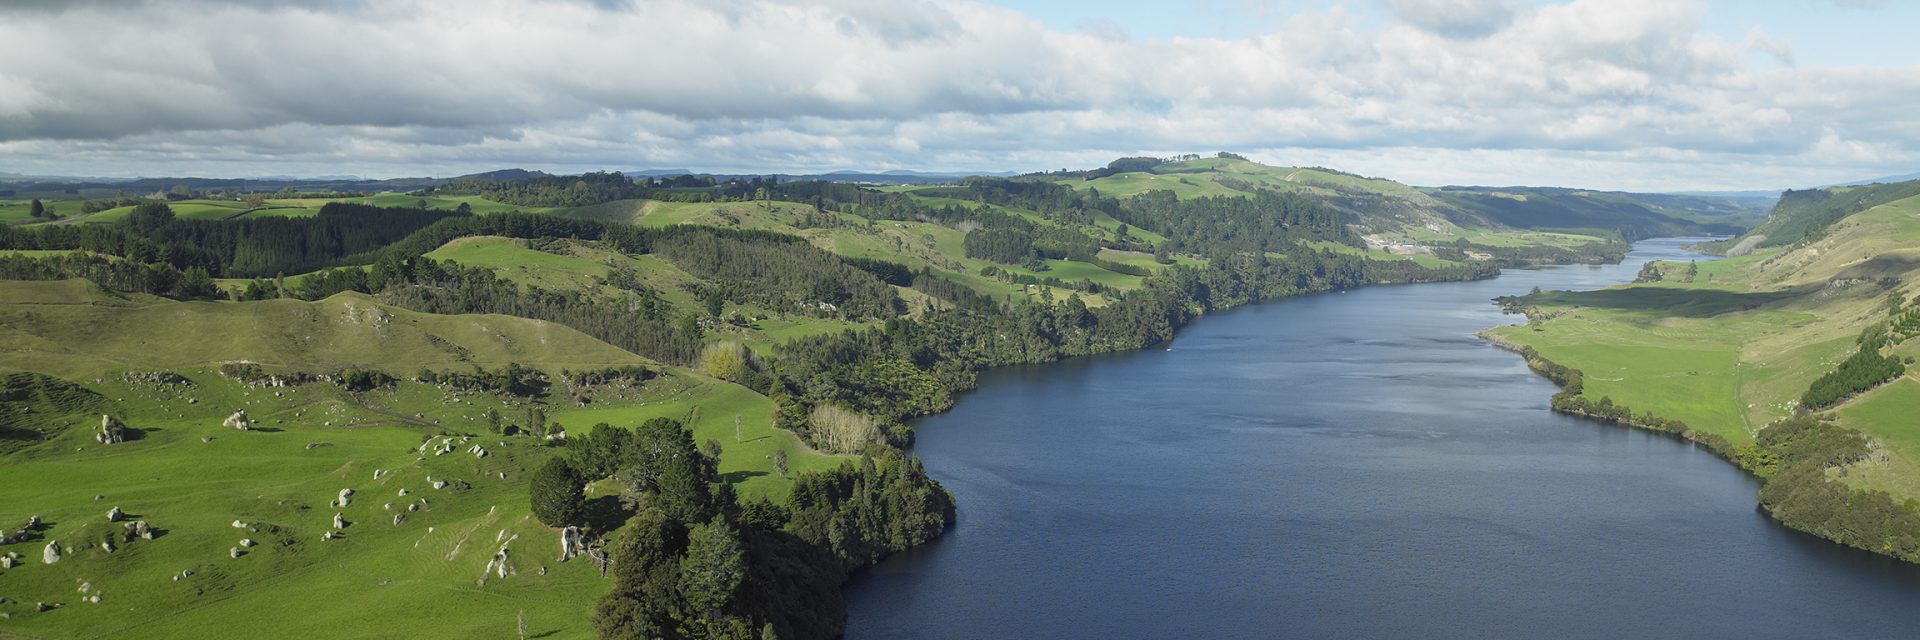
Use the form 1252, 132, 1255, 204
541, 418, 952, 639
654, 230, 903, 320
415, 362, 548, 397
1116, 190, 1358, 257
439, 171, 648, 207
0, 252, 219, 300
1801, 326, 1907, 410
768, 246, 1493, 451
290, 254, 706, 364
1753, 417, 1920, 563
0, 202, 463, 277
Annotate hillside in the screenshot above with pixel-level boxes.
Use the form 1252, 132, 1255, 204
1487, 184, 1920, 560
1050, 155, 1760, 242
0, 160, 1775, 637
1428, 186, 1760, 239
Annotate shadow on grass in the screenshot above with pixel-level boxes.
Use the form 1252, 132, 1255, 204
1536, 286, 1798, 317
582, 495, 632, 532
1833, 254, 1920, 281
719, 470, 768, 484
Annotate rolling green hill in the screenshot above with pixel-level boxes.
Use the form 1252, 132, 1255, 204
1488, 184, 1920, 561
1429, 186, 1759, 239
1054, 155, 1762, 242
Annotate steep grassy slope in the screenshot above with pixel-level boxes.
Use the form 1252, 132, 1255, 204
1735, 180, 1920, 249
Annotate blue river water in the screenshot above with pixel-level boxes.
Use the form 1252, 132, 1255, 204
843, 238, 1920, 639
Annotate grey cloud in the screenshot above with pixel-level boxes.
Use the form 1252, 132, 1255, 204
1377, 0, 1517, 39
0, 0, 1914, 190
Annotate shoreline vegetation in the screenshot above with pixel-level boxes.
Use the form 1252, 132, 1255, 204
1483, 323, 1920, 565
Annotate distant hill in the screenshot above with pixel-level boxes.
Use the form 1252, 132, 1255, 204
451, 168, 551, 181
1825, 171, 1920, 187
1430, 186, 1762, 239
1730, 179, 1920, 249
1050, 155, 1761, 240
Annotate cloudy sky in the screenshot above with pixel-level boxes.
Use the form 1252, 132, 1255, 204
0, 0, 1915, 191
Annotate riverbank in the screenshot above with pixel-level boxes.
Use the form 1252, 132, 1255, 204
1483, 227, 1920, 567
846, 237, 1920, 639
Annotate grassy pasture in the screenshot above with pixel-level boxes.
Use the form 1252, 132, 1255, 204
0, 279, 842, 636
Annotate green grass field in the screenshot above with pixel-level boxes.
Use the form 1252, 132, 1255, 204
1491, 192, 1920, 497
0, 277, 843, 636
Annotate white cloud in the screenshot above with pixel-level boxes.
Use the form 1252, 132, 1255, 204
0, 0, 1913, 190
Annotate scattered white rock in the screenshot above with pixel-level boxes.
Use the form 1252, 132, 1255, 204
322, 531, 335, 541
431, 480, 446, 490
392, 513, 407, 526
232, 520, 247, 529
239, 538, 255, 548
560, 526, 583, 562
398, 488, 409, 497
100, 540, 115, 553
229, 547, 243, 558
42, 541, 61, 564
335, 488, 354, 508
106, 506, 124, 522
223, 410, 250, 431
332, 513, 346, 530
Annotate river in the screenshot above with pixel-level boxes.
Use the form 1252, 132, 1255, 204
842, 238, 1920, 639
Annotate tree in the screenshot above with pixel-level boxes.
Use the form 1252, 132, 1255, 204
656, 454, 713, 523
28, 199, 44, 219
486, 408, 502, 434
178, 266, 218, 299
703, 438, 723, 461
679, 516, 746, 623
527, 405, 546, 436
529, 457, 586, 527
242, 193, 267, 208
128, 201, 174, 233
772, 449, 789, 477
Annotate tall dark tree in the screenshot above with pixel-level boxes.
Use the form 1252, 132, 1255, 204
529, 457, 586, 527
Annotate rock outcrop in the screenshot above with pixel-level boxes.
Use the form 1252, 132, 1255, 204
560, 526, 582, 561
95, 415, 129, 445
